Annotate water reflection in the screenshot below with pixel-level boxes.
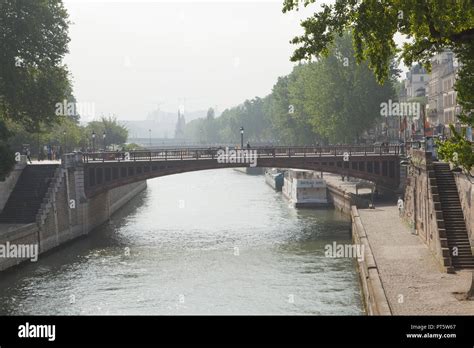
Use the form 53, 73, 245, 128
0, 169, 363, 315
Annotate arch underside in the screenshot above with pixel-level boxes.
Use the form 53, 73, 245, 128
83, 155, 400, 198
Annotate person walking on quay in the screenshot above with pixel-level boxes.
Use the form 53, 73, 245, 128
397, 196, 404, 217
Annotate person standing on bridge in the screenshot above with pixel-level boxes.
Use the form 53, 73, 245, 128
246, 141, 250, 149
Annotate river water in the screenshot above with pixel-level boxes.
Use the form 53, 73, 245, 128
0, 169, 364, 315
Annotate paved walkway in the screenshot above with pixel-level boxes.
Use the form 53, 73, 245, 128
359, 204, 474, 315
323, 173, 373, 195
30, 160, 60, 165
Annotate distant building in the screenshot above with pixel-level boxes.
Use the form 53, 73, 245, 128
123, 109, 207, 141
401, 64, 429, 102
381, 64, 429, 143
174, 109, 186, 139
427, 51, 461, 135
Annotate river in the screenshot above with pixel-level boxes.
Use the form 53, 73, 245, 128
0, 169, 364, 315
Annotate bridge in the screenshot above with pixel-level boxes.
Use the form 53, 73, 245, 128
79, 145, 402, 197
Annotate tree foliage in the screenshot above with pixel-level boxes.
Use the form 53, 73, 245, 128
282, 0, 474, 84
85, 116, 129, 149
282, 0, 474, 167
0, 0, 72, 177
6, 115, 130, 161
0, 0, 72, 130
455, 42, 474, 126
184, 32, 397, 145
437, 126, 474, 173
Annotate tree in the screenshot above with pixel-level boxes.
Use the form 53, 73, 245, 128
283, 0, 474, 85
0, 0, 71, 177
204, 107, 217, 143
85, 116, 128, 150
454, 42, 474, 126
437, 126, 474, 173
271, 69, 317, 145
283, 0, 474, 166
6, 116, 84, 157
0, 0, 71, 130
282, 32, 397, 143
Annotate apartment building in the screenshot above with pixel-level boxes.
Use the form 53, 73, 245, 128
401, 64, 429, 102
427, 51, 461, 134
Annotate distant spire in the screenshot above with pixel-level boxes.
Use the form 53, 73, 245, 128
175, 107, 186, 139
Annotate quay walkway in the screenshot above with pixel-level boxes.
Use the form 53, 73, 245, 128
328, 174, 474, 314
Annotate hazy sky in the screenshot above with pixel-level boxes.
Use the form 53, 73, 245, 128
63, 0, 320, 121
63, 0, 407, 122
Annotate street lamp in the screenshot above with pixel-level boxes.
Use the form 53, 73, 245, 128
92, 131, 96, 152
240, 126, 244, 149
103, 131, 106, 151
63, 130, 67, 154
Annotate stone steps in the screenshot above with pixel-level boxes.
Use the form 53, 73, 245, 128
0, 165, 59, 224
434, 162, 474, 270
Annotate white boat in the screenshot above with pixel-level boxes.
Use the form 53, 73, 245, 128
282, 169, 329, 208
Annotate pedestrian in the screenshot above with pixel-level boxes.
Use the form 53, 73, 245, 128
397, 196, 404, 217
24, 147, 32, 164
246, 141, 250, 149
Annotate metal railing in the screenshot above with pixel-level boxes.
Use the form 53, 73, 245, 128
82, 145, 401, 163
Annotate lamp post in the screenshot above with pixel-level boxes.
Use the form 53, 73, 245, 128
92, 131, 96, 152
103, 131, 106, 151
421, 104, 426, 150
63, 130, 67, 154
240, 126, 244, 149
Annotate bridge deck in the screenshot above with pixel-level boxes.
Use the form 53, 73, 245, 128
82, 145, 401, 163
72, 145, 402, 197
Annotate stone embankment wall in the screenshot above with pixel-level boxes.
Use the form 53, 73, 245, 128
351, 206, 391, 315
402, 150, 451, 272
0, 224, 38, 271
0, 158, 26, 211
0, 155, 146, 271
453, 173, 474, 244
326, 179, 391, 315
326, 183, 371, 214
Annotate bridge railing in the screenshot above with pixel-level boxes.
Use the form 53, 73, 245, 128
82, 145, 400, 163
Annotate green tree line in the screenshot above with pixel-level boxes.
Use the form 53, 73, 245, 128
0, 1, 129, 178
185, 32, 397, 146
6, 115, 128, 158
